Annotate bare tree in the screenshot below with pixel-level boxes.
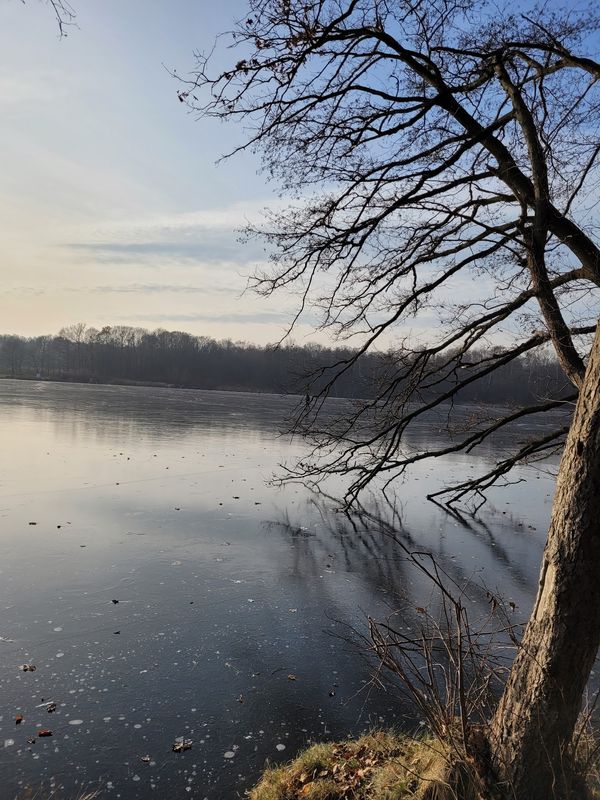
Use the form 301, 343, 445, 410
59, 322, 87, 371
22, 0, 76, 35
48, 0, 75, 34
186, 1, 600, 797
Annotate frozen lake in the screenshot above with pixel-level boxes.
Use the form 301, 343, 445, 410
0, 380, 558, 798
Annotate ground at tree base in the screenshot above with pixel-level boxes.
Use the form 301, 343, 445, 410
248, 730, 600, 800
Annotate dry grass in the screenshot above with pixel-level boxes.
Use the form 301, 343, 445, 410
572, 727, 600, 799
249, 728, 600, 800
248, 730, 462, 800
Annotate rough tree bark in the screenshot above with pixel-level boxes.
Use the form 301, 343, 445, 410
491, 323, 600, 799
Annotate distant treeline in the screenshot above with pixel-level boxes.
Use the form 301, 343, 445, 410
0, 324, 569, 404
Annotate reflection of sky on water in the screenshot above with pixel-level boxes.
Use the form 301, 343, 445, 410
0, 380, 557, 798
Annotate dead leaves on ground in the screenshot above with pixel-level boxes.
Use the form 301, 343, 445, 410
295, 743, 387, 798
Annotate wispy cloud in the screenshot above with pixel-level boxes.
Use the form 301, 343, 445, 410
0, 69, 72, 111
122, 311, 291, 324
64, 201, 279, 268
4, 285, 47, 296
92, 200, 281, 236
92, 283, 241, 295
67, 238, 262, 266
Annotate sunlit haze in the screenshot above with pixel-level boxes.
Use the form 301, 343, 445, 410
0, 0, 309, 343
0, 1, 561, 349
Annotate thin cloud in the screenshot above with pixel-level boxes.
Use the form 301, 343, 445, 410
5, 285, 47, 296
64, 200, 279, 268
66, 238, 262, 266
122, 311, 291, 324
95, 199, 284, 236
92, 283, 240, 295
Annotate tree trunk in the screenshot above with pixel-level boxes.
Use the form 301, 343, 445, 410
490, 323, 600, 799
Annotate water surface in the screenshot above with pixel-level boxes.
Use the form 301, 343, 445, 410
0, 380, 557, 798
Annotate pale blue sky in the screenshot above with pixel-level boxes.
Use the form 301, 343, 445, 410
1, 0, 313, 343
3, 1, 578, 348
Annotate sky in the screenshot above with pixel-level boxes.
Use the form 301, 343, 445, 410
3, 1, 589, 350
0, 0, 315, 344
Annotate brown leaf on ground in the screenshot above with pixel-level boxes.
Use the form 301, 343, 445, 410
172, 738, 193, 753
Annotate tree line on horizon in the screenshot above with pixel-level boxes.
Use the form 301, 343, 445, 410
0, 322, 569, 405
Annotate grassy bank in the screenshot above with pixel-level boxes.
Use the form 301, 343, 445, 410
249, 729, 600, 800
249, 731, 460, 800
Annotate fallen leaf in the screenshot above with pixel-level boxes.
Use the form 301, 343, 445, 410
15, 714, 24, 725
47, 703, 57, 713
140, 755, 151, 763
172, 738, 193, 753
287, 674, 297, 681
38, 729, 53, 737
19, 664, 37, 672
